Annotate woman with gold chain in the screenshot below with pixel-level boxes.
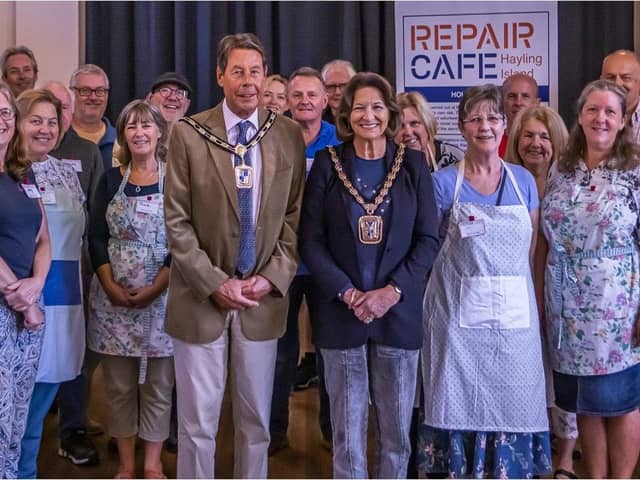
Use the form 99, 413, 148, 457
300, 72, 440, 478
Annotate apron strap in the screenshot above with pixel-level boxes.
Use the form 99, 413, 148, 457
453, 159, 528, 212
503, 161, 527, 206
158, 160, 164, 194
117, 164, 131, 196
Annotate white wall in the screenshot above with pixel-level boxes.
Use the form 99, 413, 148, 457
1, 1, 81, 86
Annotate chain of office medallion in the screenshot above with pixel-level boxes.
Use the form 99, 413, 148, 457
328, 143, 405, 216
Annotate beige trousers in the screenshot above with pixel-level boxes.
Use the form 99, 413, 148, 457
173, 311, 277, 479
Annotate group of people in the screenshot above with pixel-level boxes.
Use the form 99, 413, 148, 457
0, 32, 639, 480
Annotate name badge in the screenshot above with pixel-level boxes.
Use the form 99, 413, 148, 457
136, 199, 160, 215
39, 185, 57, 204
62, 159, 83, 172
578, 185, 599, 203
21, 184, 41, 199
459, 217, 485, 238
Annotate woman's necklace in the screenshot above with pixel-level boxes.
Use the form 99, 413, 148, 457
129, 164, 158, 192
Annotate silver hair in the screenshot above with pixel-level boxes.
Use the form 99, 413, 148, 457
69, 64, 110, 89
321, 59, 356, 82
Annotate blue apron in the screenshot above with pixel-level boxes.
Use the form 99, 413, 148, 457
32, 156, 86, 383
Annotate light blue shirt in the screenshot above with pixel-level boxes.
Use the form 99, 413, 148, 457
222, 99, 262, 224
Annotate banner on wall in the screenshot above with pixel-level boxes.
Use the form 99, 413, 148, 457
395, 2, 558, 149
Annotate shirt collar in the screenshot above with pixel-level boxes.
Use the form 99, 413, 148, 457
222, 99, 259, 134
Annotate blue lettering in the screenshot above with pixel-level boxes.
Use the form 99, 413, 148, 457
433, 55, 455, 80
481, 53, 498, 79
411, 55, 431, 80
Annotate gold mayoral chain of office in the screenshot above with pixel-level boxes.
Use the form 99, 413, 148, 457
328, 143, 405, 245
181, 111, 277, 189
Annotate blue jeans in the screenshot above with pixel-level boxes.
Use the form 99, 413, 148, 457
321, 343, 418, 479
270, 275, 331, 440
18, 382, 60, 478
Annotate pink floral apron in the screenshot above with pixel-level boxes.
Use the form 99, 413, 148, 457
88, 162, 172, 383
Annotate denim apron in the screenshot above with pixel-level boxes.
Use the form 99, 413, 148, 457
32, 156, 86, 382
88, 162, 172, 384
422, 160, 548, 432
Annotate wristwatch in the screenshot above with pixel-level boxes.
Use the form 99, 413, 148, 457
390, 283, 402, 296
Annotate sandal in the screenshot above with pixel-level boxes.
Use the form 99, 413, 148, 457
114, 470, 136, 479
553, 468, 578, 479
143, 470, 167, 479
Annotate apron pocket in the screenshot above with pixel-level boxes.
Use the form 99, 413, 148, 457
459, 275, 530, 329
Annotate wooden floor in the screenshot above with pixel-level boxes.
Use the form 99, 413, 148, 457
36, 366, 640, 478
37, 366, 338, 478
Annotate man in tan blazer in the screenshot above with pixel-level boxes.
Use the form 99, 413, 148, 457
164, 33, 305, 478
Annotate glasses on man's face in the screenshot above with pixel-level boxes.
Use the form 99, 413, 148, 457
72, 87, 109, 98
156, 86, 189, 100
0, 108, 15, 121
462, 114, 504, 126
326, 82, 348, 93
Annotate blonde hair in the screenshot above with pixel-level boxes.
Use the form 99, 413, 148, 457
506, 105, 568, 167
397, 91, 437, 140
265, 74, 288, 93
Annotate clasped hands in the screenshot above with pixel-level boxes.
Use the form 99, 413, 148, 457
342, 285, 400, 324
211, 275, 273, 310
2, 276, 45, 330
104, 282, 161, 309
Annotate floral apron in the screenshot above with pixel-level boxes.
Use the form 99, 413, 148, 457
422, 160, 548, 432
88, 162, 172, 384
542, 163, 640, 376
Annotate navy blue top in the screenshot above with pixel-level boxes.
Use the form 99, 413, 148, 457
300, 140, 441, 350
349, 156, 388, 291
89, 167, 170, 270
0, 171, 42, 279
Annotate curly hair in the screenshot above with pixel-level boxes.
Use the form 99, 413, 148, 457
558, 79, 640, 173
115, 100, 168, 166
506, 105, 568, 167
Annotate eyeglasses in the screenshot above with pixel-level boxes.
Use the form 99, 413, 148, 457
72, 87, 110, 98
0, 108, 15, 121
156, 86, 189, 99
462, 114, 504, 126
326, 82, 348, 93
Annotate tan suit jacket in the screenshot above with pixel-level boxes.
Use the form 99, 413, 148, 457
164, 104, 306, 343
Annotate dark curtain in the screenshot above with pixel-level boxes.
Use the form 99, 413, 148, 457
86, 1, 634, 125
557, 1, 634, 125
85, 1, 395, 121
